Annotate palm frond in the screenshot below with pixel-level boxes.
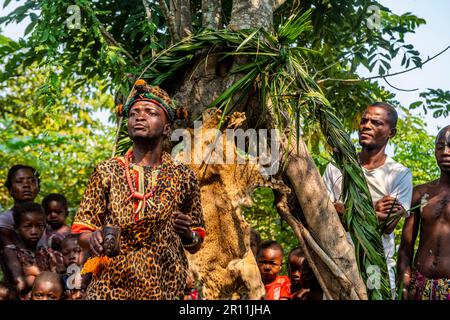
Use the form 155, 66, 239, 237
113, 10, 391, 299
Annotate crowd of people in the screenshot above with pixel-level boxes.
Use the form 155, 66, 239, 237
0, 172, 89, 300
0, 79, 448, 300
0, 169, 320, 301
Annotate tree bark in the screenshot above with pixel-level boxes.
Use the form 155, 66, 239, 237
202, 0, 222, 30
229, 0, 274, 31
282, 132, 368, 300
172, 0, 193, 37
158, 0, 180, 42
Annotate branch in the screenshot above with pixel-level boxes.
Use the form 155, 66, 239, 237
142, 0, 152, 23
158, 0, 180, 43
383, 77, 418, 92
317, 45, 450, 84
98, 25, 139, 66
142, 0, 156, 58
176, 0, 193, 37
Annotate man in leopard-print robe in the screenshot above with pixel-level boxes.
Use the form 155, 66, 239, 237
71, 80, 205, 300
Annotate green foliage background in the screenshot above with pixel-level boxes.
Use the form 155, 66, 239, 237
0, 0, 447, 289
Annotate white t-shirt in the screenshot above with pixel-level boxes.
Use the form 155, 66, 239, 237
322, 156, 413, 295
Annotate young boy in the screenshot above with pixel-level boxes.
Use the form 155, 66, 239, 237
0, 202, 64, 299
183, 269, 202, 300
30, 271, 64, 300
257, 240, 290, 300
287, 246, 307, 300
41, 194, 71, 250
0, 202, 45, 298
288, 246, 323, 300
61, 234, 89, 300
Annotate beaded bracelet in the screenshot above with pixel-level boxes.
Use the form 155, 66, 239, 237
183, 231, 200, 248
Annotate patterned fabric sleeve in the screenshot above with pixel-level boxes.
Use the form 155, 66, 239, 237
181, 167, 205, 239
72, 163, 109, 234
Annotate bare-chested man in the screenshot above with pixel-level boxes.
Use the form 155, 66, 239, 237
397, 125, 450, 300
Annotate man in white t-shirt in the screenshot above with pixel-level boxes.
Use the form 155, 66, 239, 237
322, 102, 413, 298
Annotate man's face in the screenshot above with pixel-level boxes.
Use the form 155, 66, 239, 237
127, 101, 170, 141
257, 248, 283, 284
9, 168, 39, 202
435, 128, 450, 173
17, 211, 45, 248
358, 106, 395, 149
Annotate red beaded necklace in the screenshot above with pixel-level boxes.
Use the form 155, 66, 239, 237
124, 149, 161, 214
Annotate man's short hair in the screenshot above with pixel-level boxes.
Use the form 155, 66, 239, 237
258, 240, 284, 257
435, 125, 450, 144
4, 165, 40, 190
367, 102, 398, 128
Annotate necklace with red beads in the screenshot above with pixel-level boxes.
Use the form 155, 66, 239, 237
124, 149, 161, 215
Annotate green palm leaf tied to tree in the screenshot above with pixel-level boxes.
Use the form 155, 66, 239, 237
114, 10, 390, 300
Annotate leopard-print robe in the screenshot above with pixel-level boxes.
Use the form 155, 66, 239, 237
72, 152, 204, 300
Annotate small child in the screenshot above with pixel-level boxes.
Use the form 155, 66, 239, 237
257, 240, 290, 300
288, 246, 322, 300
30, 271, 64, 300
183, 270, 202, 300
0, 202, 64, 299
288, 246, 307, 300
61, 234, 90, 300
41, 194, 71, 250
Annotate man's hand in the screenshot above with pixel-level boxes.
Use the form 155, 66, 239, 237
375, 195, 405, 234
89, 229, 104, 256
172, 211, 192, 240
375, 196, 402, 215
375, 196, 403, 221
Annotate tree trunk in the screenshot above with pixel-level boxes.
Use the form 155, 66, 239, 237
281, 132, 368, 299
202, 0, 222, 29
229, 0, 274, 31
169, 0, 367, 300
172, 0, 192, 37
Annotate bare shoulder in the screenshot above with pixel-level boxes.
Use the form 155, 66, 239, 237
411, 180, 437, 203
414, 180, 439, 194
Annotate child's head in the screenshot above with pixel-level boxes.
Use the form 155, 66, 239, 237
250, 228, 261, 258
288, 247, 306, 288
61, 234, 83, 268
5, 165, 40, 203
257, 240, 284, 284
31, 271, 64, 300
12, 202, 45, 249
42, 193, 68, 230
